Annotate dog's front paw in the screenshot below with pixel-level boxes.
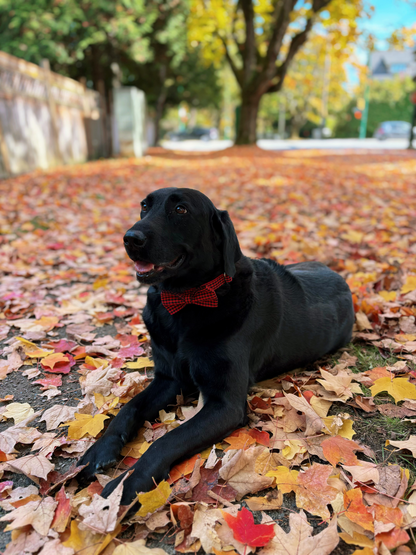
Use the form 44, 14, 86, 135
77, 435, 123, 484
101, 470, 140, 508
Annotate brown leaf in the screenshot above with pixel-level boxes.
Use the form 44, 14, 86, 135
257, 510, 338, 555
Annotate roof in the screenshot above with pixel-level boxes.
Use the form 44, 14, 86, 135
370, 49, 416, 80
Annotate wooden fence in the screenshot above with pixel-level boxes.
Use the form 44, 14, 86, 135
0, 51, 107, 177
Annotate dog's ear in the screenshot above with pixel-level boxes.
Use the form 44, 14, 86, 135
213, 209, 243, 278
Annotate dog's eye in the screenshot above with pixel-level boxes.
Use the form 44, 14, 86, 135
175, 205, 187, 214
141, 201, 148, 212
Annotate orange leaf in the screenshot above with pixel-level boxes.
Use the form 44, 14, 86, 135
51, 486, 71, 533
248, 429, 270, 447
224, 429, 256, 451
167, 454, 203, 484
376, 527, 410, 550
296, 463, 338, 520
322, 436, 364, 466
370, 504, 403, 528
344, 488, 374, 532
222, 507, 275, 547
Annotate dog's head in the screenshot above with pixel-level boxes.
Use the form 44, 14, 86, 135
123, 188, 242, 287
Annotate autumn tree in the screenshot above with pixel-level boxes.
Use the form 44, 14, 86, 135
189, 0, 364, 144
0, 0, 221, 143
259, 32, 350, 138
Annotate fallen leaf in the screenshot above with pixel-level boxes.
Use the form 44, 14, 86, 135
79, 475, 127, 533
3, 402, 34, 424
4, 453, 54, 480
51, 487, 71, 533
322, 436, 364, 466
63, 413, 109, 439
387, 435, 416, 457
40, 405, 77, 430
137, 480, 171, 518
266, 466, 299, 494
125, 357, 154, 369
222, 507, 275, 547
113, 539, 169, 554
344, 488, 374, 532
257, 510, 339, 555
371, 377, 416, 404
0, 496, 57, 536
219, 446, 273, 500
296, 463, 338, 520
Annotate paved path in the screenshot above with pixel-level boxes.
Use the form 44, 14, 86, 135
161, 137, 415, 152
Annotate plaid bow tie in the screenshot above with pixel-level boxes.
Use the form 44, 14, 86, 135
160, 274, 232, 315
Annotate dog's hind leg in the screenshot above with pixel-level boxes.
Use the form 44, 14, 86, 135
77, 373, 181, 482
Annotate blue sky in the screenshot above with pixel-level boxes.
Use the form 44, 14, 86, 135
345, 0, 415, 85
359, 0, 416, 51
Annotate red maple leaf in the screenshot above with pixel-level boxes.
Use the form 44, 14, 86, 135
222, 507, 275, 547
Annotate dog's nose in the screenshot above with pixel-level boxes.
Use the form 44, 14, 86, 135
123, 230, 147, 248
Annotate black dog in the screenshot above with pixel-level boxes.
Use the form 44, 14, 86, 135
78, 187, 354, 504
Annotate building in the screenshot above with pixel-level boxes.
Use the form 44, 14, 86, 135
370, 49, 416, 81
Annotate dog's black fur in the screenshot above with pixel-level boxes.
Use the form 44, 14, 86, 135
78, 187, 354, 504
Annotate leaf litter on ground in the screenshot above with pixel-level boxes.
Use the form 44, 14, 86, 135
0, 147, 416, 553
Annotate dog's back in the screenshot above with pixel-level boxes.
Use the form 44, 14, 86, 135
250, 258, 354, 381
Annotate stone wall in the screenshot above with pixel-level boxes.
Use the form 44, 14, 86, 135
0, 52, 103, 177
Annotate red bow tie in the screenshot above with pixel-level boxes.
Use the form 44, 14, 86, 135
160, 274, 232, 315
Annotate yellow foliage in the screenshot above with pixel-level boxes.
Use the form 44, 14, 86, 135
137, 480, 171, 517
62, 413, 109, 439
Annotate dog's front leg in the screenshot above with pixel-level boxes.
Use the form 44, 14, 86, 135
77, 374, 181, 482
100, 395, 247, 505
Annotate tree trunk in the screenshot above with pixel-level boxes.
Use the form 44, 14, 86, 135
154, 88, 167, 146
235, 94, 260, 145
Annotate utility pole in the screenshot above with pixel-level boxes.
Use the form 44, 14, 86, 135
408, 79, 416, 150
321, 41, 331, 132
278, 99, 286, 139
359, 52, 371, 139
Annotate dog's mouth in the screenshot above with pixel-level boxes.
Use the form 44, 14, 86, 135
133, 254, 185, 277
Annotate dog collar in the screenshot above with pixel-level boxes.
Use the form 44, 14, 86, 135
160, 273, 232, 315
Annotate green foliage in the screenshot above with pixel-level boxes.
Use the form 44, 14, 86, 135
0, 0, 221, 121
334, 76, 415, 138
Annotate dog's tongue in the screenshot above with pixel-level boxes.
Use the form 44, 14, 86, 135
134, 261, 154, 273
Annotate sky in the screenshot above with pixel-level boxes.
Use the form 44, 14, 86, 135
346, 0, 416, 85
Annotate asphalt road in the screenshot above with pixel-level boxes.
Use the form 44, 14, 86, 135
161, 137, 416, 152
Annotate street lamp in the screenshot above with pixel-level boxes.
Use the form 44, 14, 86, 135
408, 78, 416, 150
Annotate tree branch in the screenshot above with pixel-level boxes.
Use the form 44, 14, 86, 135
240, 0, 257, 86
265, 0, 332, 94
263, 0, 296, 79
218, 34, 244, 88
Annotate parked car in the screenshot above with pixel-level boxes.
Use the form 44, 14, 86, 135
168, 127, 219, 141
373, 121, 414, 140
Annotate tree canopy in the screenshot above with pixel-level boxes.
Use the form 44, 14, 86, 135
0, 0, 222, 143
188, 0, 365, 143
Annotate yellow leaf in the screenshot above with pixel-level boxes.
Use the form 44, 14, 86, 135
266, 466, 299, 494
3, 402, 34, 424
322, 415, 355, 439
93, 277, 108, 290
378, 290, 396, 302
137, 480, 171, 517
351, 548, 374, 555
370, 377, 416, 404
16, 337, 54, 358
401, 275, 416, 294
62, 413, 109, 439
85, 356, 108, 369
63, 519, 121, 555
121, 440, 150, 458
125, 357, 154, 369
113, 539, 169, 554
281, 440, 306, 460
